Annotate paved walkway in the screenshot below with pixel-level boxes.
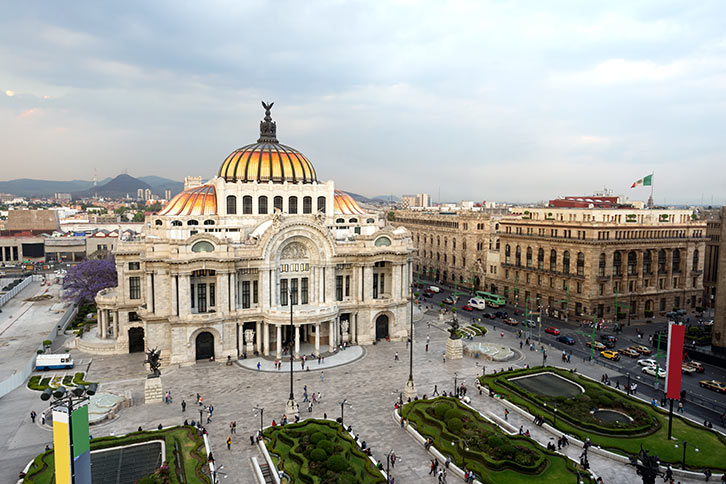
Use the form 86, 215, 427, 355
236, 345, 365, 373
2, 311, 722, 484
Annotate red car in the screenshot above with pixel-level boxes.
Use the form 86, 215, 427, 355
461, 304, 474, 311
544, 327, 560, 335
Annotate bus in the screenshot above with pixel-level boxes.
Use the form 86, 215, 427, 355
35, 354, 74, 370
475, 291, 505, 308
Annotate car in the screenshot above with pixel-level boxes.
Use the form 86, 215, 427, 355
461, 304, 474, 311
443, 296, 458, 305
600, 350, 620, 361
483, 312, 496, 319
643, 366, 666, 378
493, 311, 508, 319
544, 327, 560, 335
600, 335, 618, 344
504, 318, 519, 326
428, 286, 441, 293
683, 361, 705, 373
421, 291, 433, 299
631, 345, 652, 355
681, 364, 697, 375
525, 319, 538, 328
586, 341, 607, 351
699, 380, 726, 394
557, 335, 576, 345
619, 348, 640, 358
467, 298, 487, 310
637, 358, 657, 367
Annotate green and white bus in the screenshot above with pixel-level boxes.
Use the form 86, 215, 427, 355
475, 291, 505, 308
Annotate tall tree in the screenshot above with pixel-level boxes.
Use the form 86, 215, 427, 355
62, 257, 118, 303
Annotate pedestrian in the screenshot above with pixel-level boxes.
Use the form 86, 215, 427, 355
391, 451, 396, 468
308, 402, 313, 413
442, 353, 446, 364
30, 410, 36, 423
504, 408, 509, 420
41, 414, 46, 426
321, 371, 325, 383
257, 361, 261, 371
209, 404, 214, 416
678, 401, 684, 413
227, 436, 232, 450
250, 435, 255, 445
394, 352, 399, 361
181, 400, 186, 412
433, 384, 439, 395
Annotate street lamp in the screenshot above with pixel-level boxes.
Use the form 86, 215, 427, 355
338, 399, 352, 427
212, 464, 226, 483
386, 449, 398, 482
674, 441, 699, 470
451, 438, 471, 472
286, 288, 298, 417
40, 383, 98, 483
253, 405, 264, 436
403, 278, 417, 400
553, 406, 558, 427
454, 372, 458, 397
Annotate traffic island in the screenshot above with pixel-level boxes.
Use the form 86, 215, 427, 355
483, 366, 726, 472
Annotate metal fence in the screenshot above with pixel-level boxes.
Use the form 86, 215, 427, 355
0, 276, 32, 308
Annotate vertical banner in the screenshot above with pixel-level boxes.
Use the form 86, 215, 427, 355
52, 407, 71, 484
665, 323, 686, 400
71, 402, 92, 484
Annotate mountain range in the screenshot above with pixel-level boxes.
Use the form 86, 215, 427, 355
0, 175, 183, 199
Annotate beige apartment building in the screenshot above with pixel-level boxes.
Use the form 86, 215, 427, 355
705, 206, 726, 353
487, 207, 707, 322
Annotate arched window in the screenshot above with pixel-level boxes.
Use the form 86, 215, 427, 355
226, 195, 237, 215
317, 196, 326, 213
243, 195, 252, 214
613, 251, 622, 275
258, 196, 268, 214
288, 196, 298, 214
537, 248, 544, 270
444, 237, 448, 248
462, 240, 466, 250
452, 238, 456, 249
550, 249, 557, 272
658, 249, 667, 273
274, 196, 283, 212
366, 218, 375, 223
187, 220, 198, 226
599, 253, 606, 277
437, 236, 440, 246
505, 244, 511, 264
672, 248, 681, 273
526, 247, 532, 268
495, 239, 500, 250
203, 219, 215, 225
349, 218, 358, 223
154, 219, 163, 226
515, 245, 522, 266
336, 218, 345, 223
171, 220, 182, 227
692, 249, 699, 271
627, 251, 637, 275
303, 196, 312, 214
577, 252, 584, 276
562, 251, 570, 274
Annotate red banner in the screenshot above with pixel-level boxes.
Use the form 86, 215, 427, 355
665, 323, 686, 400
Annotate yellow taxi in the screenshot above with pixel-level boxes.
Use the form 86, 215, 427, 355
600, 350, 621, 361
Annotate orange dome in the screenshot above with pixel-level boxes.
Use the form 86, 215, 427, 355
334, 190, 365, 215
219, 101, 317, 184
159, 185, 217, 216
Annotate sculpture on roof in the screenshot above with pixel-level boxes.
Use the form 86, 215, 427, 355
258, 101, 278, 143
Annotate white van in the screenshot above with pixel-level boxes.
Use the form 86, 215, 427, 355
35, 354, 74, 371
467, 298, 486, 310
428, 286, 440, 293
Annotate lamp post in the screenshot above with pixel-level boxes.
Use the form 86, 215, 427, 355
285, 289, 298, 418
338, 399, 352, 426
386, 449, 396, 482
199, 407, 204, 424
454, 372, 458, 397
40, 383, 98, 484
451, 438, 471, 473
403, 275, 417, 401
253, 405, 264, 435
675, 441, 699, 470
553, 406, 558, 427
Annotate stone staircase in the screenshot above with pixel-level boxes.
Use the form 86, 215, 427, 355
257, 461, 275, 484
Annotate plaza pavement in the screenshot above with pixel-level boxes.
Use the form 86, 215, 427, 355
2, 309, 723, 484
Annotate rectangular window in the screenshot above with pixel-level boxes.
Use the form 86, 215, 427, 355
345, 275, 350, 297
242, 281, 251, 309
373, 273, 379, 299
191, 283, 195, 308
577, 282, 582, 294
128, 311, 141, 322
291, 278, 298, 305
600, 283, 604, 296
380, 273, 385, 295
129, 276, 141, 300
209, 283, 215, 307
197, 283, 207, 312
280, 279, 288, 306
336, 276, 343, 301
301, 277, 308, 304
253, 280, 259, 304
128, 262, 140, 270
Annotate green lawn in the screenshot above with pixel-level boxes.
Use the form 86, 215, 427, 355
22, 426, 209, 484
400, 397, 592, 484
263, 419, 386, 484
484, 367, 726, 471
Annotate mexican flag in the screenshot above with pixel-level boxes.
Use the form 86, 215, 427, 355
631, 174, 653, 188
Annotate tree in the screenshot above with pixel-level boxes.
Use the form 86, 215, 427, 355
62, 258, 118, 303
132, 211, 146, 222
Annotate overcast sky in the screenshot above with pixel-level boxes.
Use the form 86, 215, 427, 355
1, 1, 724, 204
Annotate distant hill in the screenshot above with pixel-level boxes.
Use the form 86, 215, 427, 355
0, 175, 183, 199
73, 174, 151, 199
371, 195, 400, 202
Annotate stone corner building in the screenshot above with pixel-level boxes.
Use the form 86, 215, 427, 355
91, 104, 414, 365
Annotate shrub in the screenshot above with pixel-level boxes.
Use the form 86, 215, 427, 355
447, 417, 464, 433
338, 473, 357, 484
444, 408, 463, 421
327, 454, 348, 472
317, 439, 334, 455
310, 431, 326, 444
310, 448, 328, 462
433, 403, 451, 419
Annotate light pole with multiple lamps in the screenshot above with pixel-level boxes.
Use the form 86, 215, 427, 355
674, 441, 699, 470
403, 275, 417, 401
253, 405, 264, 436
285, 289, 299, 418
338, 399, 352, 426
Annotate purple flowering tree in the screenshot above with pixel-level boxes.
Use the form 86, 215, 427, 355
62, 257, 118, 303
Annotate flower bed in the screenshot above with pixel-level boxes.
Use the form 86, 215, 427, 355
484, 367, 726, 470
401, 397, 591, 483
263, 419, 385, 484
27, 372, 94, 392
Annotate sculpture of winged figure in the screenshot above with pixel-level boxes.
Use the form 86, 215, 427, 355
145, 347, 162, 378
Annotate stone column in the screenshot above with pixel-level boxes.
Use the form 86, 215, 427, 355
256, 321, 262, 354
98, 310, 106, 339
96, 309, 102, 338
315, 323, 320, 356
114, 311, 120, 339
392, 264, 401, 301
329, 320, 335, 347
218, 272, 229, 315
276, 324, 282, 359
294, 325, 300, 357
179, 274, 191, 316
263, 322, 270, 356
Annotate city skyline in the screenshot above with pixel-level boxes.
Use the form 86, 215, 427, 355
1, 1, 725, 204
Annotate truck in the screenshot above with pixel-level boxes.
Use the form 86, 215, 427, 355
35, 354, 74, 370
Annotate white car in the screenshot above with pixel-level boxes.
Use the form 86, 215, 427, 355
642, 366, 666, 378
428, 286, 440, 293
637, 358, 657, 367
467, 298, 487, 310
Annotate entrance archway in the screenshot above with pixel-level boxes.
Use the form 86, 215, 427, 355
375, 314, 389, 340
196, 331, 215, 360
128, 327, 145, 353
